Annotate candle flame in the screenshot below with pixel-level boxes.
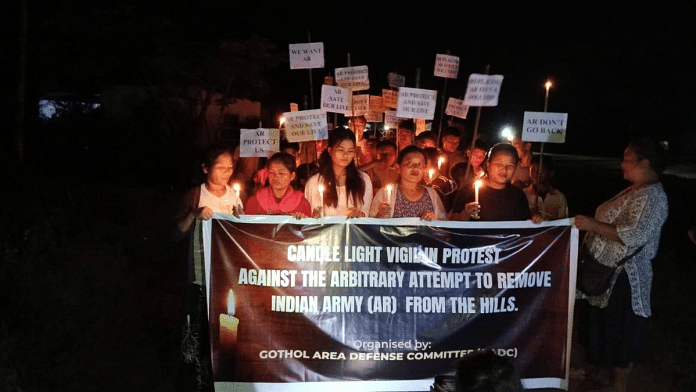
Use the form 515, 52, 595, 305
474, 179, 483, 190
428, 168, 435, 179
318, 184, 324, 193
545, 81, 552, 90
227, 289, 235, 316
232, 183, 241, 191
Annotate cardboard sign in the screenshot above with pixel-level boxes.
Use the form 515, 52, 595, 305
240, 128, 280, 157
396, 87, 438, 120
384, 111, 399, 130
445, 97, 469, 119
289, 43, 325, 70
335, 65, 370, 91
387, 72, 406, 88
382, 89, 399, 109
434, 54, 460, 79
463, 74, 504, 107
320, 85, 352, 115
365, 96, 384, 123
521, 112, 569, 143
351, 95, 370, 116
283, 109, 328, 142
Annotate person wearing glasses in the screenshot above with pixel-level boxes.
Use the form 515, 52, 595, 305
370, 145, 446, 220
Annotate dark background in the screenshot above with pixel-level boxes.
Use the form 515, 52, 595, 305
2, 1, 696, 391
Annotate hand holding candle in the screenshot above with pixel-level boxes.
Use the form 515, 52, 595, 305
317, 183, 325, 217
473, 180, 483, 219
233, 183, 241, 199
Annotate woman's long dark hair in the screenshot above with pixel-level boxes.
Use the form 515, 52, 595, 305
317, 128, 366, 208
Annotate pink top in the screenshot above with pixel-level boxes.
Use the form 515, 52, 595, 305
245, 187, 312, 216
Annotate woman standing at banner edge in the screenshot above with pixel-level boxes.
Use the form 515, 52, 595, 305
370, 145, 446, 220
245, 152, 312, 216
171, 142, 243, 392
573, 139, 668, 392
449, 143, 538, 222
305, 127, 373, 218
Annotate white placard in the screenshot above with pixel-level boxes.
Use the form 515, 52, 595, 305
240, 128, 280, 157
463, 74, 504, 107
521, 112, 569, 143
384, 111, 399, 129
396, 87, 438, 120
283, 109, 328, 142
320, 85, 352, 115
351, 94, 370, 116
387, 73, 406, 88
382, 89, 399, 109
434, 54, 460, 79
445, 97, 469, 119
335, 65, 370, 91
289, 42, 325, 70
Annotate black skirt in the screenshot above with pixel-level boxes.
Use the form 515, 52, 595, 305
579, 270, 648, 368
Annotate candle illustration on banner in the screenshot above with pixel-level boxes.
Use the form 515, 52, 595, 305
219, 289, 239, 347
473, 180, 483, 219
233, 183, 241, 199
386, 184, 393, 200
317, 183, 325, 217
438, 156, 445, 171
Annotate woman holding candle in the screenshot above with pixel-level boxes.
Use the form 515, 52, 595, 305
244, 152, 312, 216
573, 139, 668, 392
171, 142, 243, 391
449, 143, 533, 222
370, 146, 446, 220
304, 128, 373, 218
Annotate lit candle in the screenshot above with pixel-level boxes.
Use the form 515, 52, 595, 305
474, 180, 483, 203
386, 184, 393, 199
317, 183, 325, 217
233, 183, 241, 199
219, 289, 239, 347
428, 168, 435, 182
438, 157, 445, 171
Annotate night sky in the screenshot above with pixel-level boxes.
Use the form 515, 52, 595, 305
6, 1, 696, 157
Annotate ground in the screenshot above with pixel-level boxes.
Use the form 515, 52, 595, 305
1, 154, 694, 392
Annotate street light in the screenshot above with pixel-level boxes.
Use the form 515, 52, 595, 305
501, 126, 514, 142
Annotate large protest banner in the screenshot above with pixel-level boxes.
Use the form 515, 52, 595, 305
203, 216, 578, 391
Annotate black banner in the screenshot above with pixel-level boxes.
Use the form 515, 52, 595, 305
204, 216, 578, 391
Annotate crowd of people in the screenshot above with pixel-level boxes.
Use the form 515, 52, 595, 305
172, 115, 670, 392
174, 116, 570, 223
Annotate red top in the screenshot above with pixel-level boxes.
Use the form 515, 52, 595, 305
245, 187, 312, 216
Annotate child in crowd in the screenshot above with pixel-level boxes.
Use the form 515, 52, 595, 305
370, 146, 446, 220
245, 152, 312, 216
415, 131, 437, 149
450, 143, 534, 222
359, 139, 399, 194
305, 128, 373, 218
524, 155, 568, 220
